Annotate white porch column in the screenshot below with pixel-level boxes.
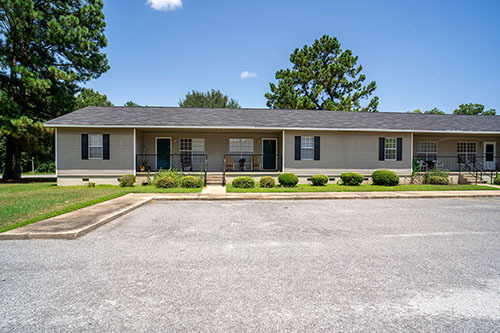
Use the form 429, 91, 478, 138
55, 128, 58, 177
133, 128, 136, 176
282, 130, 285, 173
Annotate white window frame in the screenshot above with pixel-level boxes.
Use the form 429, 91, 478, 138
179, 138, 205, 171
229, 138, 254, 155
301, 136, 314, 160
416, 141, 438, 160
384, 138, 397, 161
88, 134, 103, 160
457, 141, 477, 163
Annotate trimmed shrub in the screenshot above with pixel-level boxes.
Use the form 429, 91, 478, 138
427, 175, 450, 185
181, 175, 203, 188
153, 169, 182, 188
119, 174, 136, 187
155, 176, 179, 188
278, 173, 299, 187
232, 176, 255, 188
87, 182, 96, 188
340, 172, 363, 186
494, 175, 500, 185
311, 174, 328, 186
423, 168, 449, 184
371, 170, 399, 186
259, 176, 276, 188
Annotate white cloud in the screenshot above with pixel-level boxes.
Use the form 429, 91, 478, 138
240, 70, 257, 79
147, 0, 183, 11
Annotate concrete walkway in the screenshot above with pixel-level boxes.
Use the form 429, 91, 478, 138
2, 189, 500, 240
201, 185, 227, 195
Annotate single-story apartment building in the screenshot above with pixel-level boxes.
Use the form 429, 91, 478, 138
44, 106, 500, 186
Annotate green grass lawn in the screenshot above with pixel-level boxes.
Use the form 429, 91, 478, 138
0, 183, 201, 233
226, 183, 498, 193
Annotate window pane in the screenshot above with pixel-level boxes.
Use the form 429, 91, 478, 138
229, 138, 253, 153
88, 134, 103, 159
385, 149, 396, 160
301, 137, 314, 160
89, 134, 102, 147
180, 138, 192, 152
301, 137, 314, 148
89, 147, 102, 159
385, 138, 396, 149
301, 148, 313, 160
192, 138, 205, 152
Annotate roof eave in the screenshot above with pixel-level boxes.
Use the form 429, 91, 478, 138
43, 123, 500, 135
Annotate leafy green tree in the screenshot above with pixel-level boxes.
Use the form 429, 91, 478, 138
0, 0, 109, 179
408, 108, 445, 114
265, 35, 378, 112
179, 89, 240, 108
124, 101, 140, 107
425, 107, 445, 114
75, 88, 113, 109
453, 103, 496, 116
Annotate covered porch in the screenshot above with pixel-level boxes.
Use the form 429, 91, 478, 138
134, 128, 284, 173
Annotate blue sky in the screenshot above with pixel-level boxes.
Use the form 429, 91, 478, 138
87, 0, 500, 113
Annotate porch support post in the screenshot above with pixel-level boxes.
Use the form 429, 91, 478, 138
282, 130, 285, 173
410, 132, 413, 174
55, 128, 58, 178
133, 128, 136, 176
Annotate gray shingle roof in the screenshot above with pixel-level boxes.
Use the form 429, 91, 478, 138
44, 106, 500, 133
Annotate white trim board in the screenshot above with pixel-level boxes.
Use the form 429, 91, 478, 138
43, 124, 500, 135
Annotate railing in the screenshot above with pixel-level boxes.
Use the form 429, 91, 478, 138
136, 154, 208, 184
413, 155, 500, 184
223, 154, 282, 185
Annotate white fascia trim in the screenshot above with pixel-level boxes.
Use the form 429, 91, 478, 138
43, 124, 500, 135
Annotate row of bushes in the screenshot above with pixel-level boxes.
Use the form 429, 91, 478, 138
231, 170, 403, 188
232, 173, 299, 189
118, 170, 204, 188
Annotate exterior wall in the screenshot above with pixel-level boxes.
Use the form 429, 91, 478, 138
413, 134, 500, 157
139, 131, 282, 172
284, 130, 412, 176
57, 128, 135, 180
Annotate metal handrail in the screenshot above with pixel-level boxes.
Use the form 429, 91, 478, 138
136, 154, 208, 173
223, 153, 283, 172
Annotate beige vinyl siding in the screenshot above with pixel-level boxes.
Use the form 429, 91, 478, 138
413, 135, 500, 156
136, 129, 144, 156
284, 130, 412, 175
140, 130, 281, 172
57, 128, 134, 176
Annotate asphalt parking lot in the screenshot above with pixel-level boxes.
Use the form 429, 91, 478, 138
1, 198, 500, 332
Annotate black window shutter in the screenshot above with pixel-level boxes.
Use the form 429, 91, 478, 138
81, 134, 88, 160
378, 137, 385, 161
103, 134, 110, 160
314, 136, 320, 160
396, 137, 403, 161
294, 136, 301, 160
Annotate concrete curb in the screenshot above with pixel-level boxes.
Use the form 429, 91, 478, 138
1, 190, 500, 240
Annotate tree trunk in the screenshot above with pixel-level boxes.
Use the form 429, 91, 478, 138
2, 136, 22, 180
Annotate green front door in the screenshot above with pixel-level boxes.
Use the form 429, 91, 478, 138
157, 138, 171, 170
263, 139, 277, 170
